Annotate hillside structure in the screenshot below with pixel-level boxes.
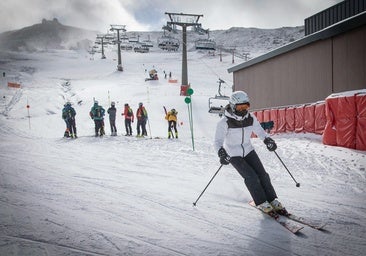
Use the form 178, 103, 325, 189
228, 0, 366, 109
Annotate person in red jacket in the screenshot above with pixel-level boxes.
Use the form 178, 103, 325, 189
122, 103, 134, 136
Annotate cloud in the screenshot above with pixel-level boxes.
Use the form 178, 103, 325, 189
0, 0, 148, 33
0, 0, 344, 33
122, 0, 344, 30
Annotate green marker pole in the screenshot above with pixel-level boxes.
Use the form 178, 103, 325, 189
185, 87, 195, 151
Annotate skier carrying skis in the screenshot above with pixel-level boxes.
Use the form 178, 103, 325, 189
62, 102, 77, 138
107, 101, 117, 136
136, 102, 148, 137
214, 91, 283, 213
90, 101, 105, 137
122, 103, 134, 136
165, 108, 178, 139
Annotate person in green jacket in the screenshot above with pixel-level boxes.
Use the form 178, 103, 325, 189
62, 102, 77, 138
90, 101, 105, 137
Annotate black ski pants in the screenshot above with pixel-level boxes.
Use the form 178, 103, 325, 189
109, 118, 117, 133
168, 120, 177, 133
230, 150, 277, 206
94, 119, 104, 136
125, 119, 132, 135
136, 119, 147, 136
66, 118, 77, 135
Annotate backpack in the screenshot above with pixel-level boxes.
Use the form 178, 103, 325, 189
96, 107, 101, 117
127, 108, 133, 117
67, 109, 73, 118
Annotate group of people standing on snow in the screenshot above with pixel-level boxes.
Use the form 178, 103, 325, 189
62, 101, 178, 139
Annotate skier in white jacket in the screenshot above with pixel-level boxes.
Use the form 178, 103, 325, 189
214, 91, 284, 214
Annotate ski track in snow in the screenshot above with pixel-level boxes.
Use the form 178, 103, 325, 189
0, 49, 365, 256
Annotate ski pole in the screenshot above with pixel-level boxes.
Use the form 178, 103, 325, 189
147, 118, 152, 139
193, 164, 224, 206
273, 150, 300, 187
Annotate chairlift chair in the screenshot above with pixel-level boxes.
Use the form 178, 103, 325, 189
208, 79, 230, 116
195, 39, 216, 51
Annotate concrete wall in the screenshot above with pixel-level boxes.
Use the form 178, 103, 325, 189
233, 25, 366, 110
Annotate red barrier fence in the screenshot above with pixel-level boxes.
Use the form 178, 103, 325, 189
270, 109, 278, 133
285, 107, 295, 132
277, 108, 286, 133
304, 104, 315, 133
251, 90, 366, 151
294, 105, 304, 133
323, 91, 366, 150
314, 102, 326, 135
356, 93, 366, 150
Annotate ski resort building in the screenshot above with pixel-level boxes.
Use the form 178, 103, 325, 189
228, 0, 366, 110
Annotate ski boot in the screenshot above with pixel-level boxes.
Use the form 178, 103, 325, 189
270, 199, 289, 215
257, 201, 274, 213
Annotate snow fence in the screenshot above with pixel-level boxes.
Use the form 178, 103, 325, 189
252, 90, 366, 151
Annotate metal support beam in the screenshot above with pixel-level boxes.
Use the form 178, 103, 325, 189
164, 12, 204, 87
182, 25, 188, 86
110, 25, 126, 72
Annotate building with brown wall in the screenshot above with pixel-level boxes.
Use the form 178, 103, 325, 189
228, 1, 366, 110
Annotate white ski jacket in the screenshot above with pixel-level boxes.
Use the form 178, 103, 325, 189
214, 107, 269, 158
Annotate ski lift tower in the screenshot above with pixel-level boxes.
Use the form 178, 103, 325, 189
110, 24, 126, 71
165, 12, 203, 87
96, 34, 107, 59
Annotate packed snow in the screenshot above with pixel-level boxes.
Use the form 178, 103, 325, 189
0, 47, 365, 256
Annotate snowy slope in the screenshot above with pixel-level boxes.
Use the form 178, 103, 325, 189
0, 48, 365, 256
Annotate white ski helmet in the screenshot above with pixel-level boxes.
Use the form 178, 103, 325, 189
229, 91, 250, 110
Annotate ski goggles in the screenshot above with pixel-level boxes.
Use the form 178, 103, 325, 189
235, 103, 250, 111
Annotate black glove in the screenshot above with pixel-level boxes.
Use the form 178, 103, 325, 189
218, 147, 230, 165
264, 137, 277, 151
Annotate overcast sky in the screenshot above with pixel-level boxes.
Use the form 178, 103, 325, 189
0, 0, 344, 33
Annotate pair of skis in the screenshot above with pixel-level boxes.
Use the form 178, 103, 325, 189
249, 201, 326, 234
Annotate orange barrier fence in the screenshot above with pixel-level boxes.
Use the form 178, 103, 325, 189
8, 82, 21, 88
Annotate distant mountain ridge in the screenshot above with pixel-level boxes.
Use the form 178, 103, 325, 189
0, 19, 305, 58
0, 18, 97, 52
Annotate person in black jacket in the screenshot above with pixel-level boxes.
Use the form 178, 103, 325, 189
107, 102, 117, 136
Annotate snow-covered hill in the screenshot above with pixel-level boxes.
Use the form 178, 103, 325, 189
0, 19, 97, 52
0, 46, 365, 256
0, 19, 304, 59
